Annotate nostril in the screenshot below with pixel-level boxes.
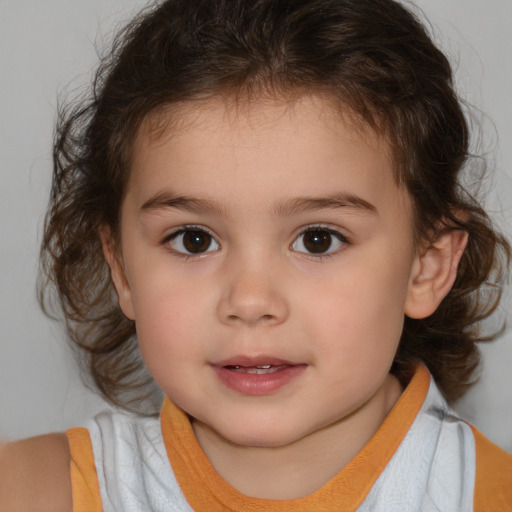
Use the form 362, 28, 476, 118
217, 287, 289, 326
224, 312, 278, 325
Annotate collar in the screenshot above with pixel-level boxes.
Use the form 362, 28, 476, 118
160, 365, 431, 511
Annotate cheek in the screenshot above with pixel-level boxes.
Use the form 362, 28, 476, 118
129, 257, 208, 324
128, 274, 211, 374
302, 253, 411, 360
134, 302, 205, 401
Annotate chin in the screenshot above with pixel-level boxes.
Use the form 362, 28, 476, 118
216, 419, 308, 449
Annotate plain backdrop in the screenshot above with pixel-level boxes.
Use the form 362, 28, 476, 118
1, 0, 511, 452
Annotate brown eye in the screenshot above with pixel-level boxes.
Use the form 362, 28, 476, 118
292, 228, 346, 255
303, 230, 332, 253
169, 228, 219, 254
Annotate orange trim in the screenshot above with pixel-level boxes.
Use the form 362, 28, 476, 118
66, 427, 103, 512
470, 425, 512, 512
160, 365, 431, 511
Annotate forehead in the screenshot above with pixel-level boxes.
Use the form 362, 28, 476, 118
127, 94, 410, 220
137, 93, 390, 158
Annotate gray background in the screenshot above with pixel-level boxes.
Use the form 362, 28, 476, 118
1, 0, 511, 452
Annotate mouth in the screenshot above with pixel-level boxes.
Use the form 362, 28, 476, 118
224, 364, 290, 375
212, 356, 306, 395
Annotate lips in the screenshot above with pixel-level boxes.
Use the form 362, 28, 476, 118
224, 364, 288, 374
215, 355, 299, 368
212, 356, 306, 395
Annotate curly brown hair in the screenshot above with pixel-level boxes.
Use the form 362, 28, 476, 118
39, 0, 510, 411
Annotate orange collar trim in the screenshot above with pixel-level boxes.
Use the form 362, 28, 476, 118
160, 365, 431, 512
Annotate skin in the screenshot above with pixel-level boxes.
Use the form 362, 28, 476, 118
0, 94, 466, 507
104, 95, 467, 499
0, 434, 72, 511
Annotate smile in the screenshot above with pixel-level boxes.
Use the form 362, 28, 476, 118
225, 364, 289, 374
212, 357, 307, 395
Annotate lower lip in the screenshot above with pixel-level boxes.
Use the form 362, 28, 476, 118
212, 364, 307, 395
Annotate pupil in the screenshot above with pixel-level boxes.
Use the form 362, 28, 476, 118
183, 231, 211, 253
303, 230, 332, 253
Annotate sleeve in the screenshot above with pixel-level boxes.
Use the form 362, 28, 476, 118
66, 427, 103, 512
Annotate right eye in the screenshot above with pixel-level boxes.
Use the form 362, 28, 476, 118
166, 228, 220, 255
291, 227, 347, 256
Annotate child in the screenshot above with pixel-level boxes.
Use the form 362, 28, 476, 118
1, 0, 511, 510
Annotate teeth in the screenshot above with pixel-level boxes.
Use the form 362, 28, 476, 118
228, 365, 272, 369
227, 364, 286, 375
246, 366, 279, 374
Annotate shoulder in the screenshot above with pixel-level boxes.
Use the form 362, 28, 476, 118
469, 425, 512, 512
78, 407, 187, 511
86, 407, 162, 453
68, 409, 163, 512
0, 433, 72, 512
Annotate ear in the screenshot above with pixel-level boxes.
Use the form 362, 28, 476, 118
99, 227, 136, 320
405, 228, 468, 319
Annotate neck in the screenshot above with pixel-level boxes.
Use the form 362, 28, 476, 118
192, 374, 402, 500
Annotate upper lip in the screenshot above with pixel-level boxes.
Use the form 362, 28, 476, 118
212, 355, 302, 367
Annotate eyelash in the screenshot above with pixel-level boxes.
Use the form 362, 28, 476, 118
291, 225, 350, 260
161, 225, 220, 258
161, 224, 350, 259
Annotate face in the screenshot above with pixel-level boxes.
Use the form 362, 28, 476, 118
109, 95, 423, 450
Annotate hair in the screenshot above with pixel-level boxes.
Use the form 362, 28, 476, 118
40, 0, 510, 410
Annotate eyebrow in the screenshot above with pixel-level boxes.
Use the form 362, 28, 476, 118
141, 192, 227, 215
272, 193, 378, 217
140, 191, 378, 216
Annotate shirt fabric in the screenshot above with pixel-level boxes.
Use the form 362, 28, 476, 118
66, 365, 512, 511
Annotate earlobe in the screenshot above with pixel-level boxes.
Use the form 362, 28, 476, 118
99, 227, 136, 320
405, 228, 468, 319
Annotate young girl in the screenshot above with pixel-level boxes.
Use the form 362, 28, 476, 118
1, 0, 511, 510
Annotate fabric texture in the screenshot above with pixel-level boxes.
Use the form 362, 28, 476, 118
66, 366, 512, 511
67, 427, 103, 512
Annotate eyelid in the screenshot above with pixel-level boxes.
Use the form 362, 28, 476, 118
163, 224, 216, 239
161, 224, 220, 255
290, 224, 350, 257
293, 223, 350, 241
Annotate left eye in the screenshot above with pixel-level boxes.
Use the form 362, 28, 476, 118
167, 228, 220, 255
291, 228, 346, 255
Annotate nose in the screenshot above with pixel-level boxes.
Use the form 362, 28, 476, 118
216, 257, 289, 327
